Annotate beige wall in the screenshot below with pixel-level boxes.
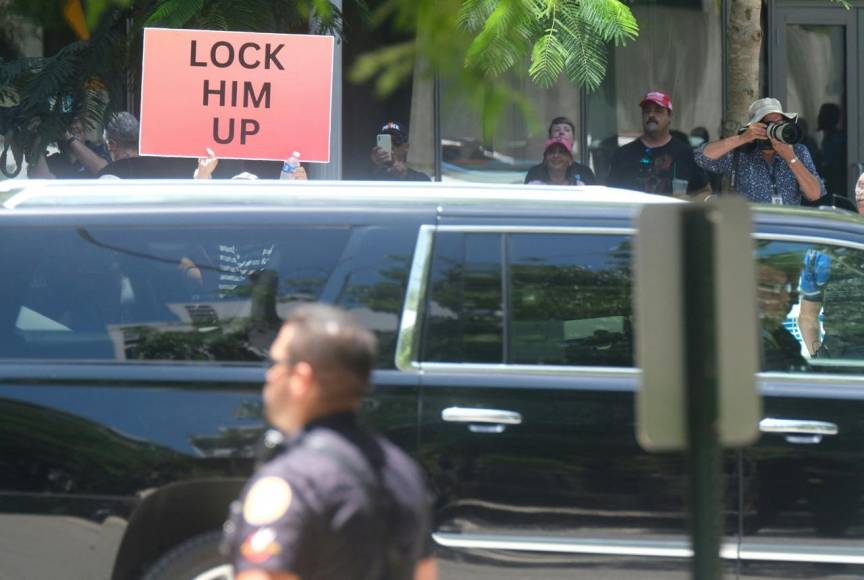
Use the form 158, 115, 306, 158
609, 3, 723, 140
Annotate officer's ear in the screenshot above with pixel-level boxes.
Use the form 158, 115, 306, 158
289, 361, 316, 397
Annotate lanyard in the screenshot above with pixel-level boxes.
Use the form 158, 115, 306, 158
767, 156, 782, 204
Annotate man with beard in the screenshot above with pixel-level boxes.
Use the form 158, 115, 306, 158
695, 97, 825, 204
607, 91, 708, 196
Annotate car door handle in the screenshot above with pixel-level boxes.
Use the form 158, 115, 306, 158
759, 418, 838, 435
759, 418, 838, 444
441, 407, 522, 425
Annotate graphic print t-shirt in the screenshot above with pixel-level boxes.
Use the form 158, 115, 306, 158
607, 138, 707, 195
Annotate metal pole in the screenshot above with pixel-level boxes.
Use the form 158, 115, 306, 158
681, 206, 722, 580
433, 69, 442, 182
308, 0, 342, 180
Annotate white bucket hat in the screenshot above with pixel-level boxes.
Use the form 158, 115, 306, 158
745, 98, 798, 126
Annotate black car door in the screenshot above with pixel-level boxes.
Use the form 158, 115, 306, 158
401, 221, 741, 579
741, 230, 864, 578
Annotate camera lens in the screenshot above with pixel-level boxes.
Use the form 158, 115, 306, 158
767, 121, 803, 144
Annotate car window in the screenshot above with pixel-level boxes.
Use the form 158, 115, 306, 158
421, 231, 634, 367
423, 233, 504, 363
757, 239, 864, 373
509, 234, 632, 366
0, 225, 410, 367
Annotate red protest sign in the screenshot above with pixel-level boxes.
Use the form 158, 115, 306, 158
139, 28, 334, 162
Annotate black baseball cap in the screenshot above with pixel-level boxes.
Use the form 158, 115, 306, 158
379, 121, 408, 145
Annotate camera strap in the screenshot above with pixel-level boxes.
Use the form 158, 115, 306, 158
730, 148, 740, 193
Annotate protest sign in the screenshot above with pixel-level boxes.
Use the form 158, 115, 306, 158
139, 28, 334, 162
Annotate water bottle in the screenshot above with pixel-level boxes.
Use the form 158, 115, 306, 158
280, 152, 301, 180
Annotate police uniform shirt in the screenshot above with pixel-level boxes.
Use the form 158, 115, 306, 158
225, 412, 432, 579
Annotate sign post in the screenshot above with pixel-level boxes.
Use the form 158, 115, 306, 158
634, 198, 761, 579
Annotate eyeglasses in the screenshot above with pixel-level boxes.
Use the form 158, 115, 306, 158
758, 282, 793, 294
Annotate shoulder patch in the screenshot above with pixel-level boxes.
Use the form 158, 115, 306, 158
243, 475, 293, 526
240, 527, 282, 564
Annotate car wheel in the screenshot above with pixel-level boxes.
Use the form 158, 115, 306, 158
142, 530, 233, 580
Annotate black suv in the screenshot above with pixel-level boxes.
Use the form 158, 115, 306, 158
1, 180, 863, 580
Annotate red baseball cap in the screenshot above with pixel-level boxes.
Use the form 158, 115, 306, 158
543, 137, 574, 157
640, 91, 673, 112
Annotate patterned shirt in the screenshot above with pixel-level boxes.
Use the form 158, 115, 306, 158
694, 143, 825, 204
218, 243, 275, 296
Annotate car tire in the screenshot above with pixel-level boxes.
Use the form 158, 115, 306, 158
142, 530, 233, 580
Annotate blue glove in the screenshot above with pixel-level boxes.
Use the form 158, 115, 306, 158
799, 249, 831, 298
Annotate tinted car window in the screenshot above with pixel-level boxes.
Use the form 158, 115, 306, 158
423, 233, 503, 363
422, 231, 634, 367
510, 233, 632, 366
757, 239, 864, 373
0, 225, 409, 367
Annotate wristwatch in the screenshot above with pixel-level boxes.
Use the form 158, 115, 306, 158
789, 156, 799, 165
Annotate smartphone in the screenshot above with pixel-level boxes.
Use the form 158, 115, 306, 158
376, 133, 392, 158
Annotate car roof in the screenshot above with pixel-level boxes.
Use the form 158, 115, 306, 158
2, 180, 862, 234
0, 179, 680, 213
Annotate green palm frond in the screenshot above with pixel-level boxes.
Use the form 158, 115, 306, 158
463, 0, 532, 75
195, 12, 230, 31
195, 0, 275, 32
560, 11, 608, 90
528, 32, 566, 87
457, 0, 498, 31
459, 0, 636, 89
144, 0, 205, 27
465, 33, 525, 76
573, 0, 638, 45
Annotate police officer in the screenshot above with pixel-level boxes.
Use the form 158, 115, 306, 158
223, 303, 436, 580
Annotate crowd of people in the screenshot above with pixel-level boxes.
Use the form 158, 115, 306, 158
526, 91, 856, 211
7, 92, 864, 212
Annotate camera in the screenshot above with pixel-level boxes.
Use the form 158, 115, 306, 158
738, 119, 803, 147
765, 120, 803, 144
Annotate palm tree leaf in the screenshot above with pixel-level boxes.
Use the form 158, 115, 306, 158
463, 0, 533, 74
457, 0, 498, 32
529, 32, 566, 87
572, 0, 638, 45
144, 0, 205, 28
561, 16, 608, 90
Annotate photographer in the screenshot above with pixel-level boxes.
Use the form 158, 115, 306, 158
695, 98, 825, 204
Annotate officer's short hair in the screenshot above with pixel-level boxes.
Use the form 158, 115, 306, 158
105, 112, 139, 148
280, 303, 377, 399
